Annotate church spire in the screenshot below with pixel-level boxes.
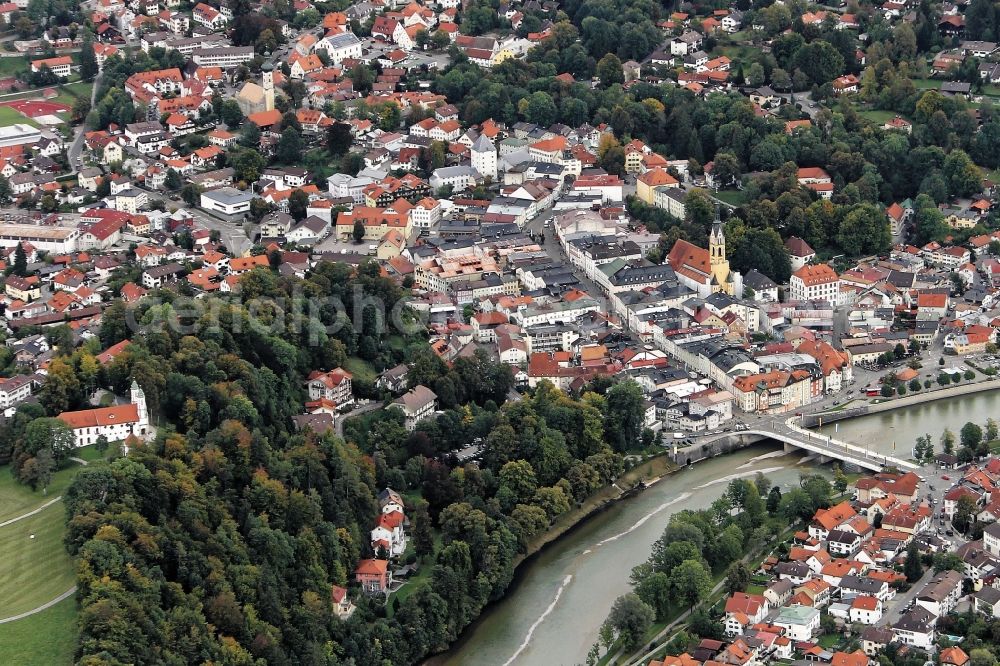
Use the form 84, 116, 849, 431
709, 205, 725, 265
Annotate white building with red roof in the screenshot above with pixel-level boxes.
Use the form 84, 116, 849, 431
789, 264, 839, 303
724, 592, 770, 635
57, 380, 150, 448
850, 595, 883, 624
305, 367, 353, 406
370, 509, 407, 557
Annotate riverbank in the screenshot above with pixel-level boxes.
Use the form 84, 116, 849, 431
516, 454, 677, 567
439, 388, 1000, 664
424, 453, 679, 665
803, 377, 1000, 427
432, 444, 808, 665
817, 381, 1000, 462
867, 377, 1000, 413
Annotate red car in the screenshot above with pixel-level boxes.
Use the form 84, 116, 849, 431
941, 475, 950, 480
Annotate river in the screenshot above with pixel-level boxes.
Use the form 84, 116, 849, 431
434, 389, 1000, 666
435, 445, 818, 666
816, 387, 1000, 458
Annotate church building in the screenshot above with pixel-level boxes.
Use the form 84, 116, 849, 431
57, 381, 151, 448
667, 218, 742, 298
236, 60, 276, 117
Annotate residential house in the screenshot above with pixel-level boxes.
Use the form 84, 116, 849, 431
331, 585, 356, 619
941, 647, 971, 666
785, 236, 816, 271
370, 510, 406, 557
354, 559, 392, 594
915, 569, 963, 617
892, 606, 937, 650
391, 384, 437, 431
809, 501, 857, 541
376, 364, 409, 394
305, 368, 353, 407
975, 586, 1000, 618
724, 592, 769, 636
773, 605, 820, 641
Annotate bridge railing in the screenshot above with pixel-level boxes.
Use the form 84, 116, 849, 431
745, 429, 885, 465
780, 418, 916, 469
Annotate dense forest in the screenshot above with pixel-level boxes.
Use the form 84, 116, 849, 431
0, 261, 651, 664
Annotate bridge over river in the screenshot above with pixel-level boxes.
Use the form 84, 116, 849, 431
698, 417, 917, 472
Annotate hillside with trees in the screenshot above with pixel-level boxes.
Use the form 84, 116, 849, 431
0, 261, 654, 664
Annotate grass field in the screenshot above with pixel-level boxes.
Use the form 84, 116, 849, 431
858, 109, 898, 123
0, 595, 76, 666
0, 501, 75, 617
0, 105, 37, 128
390, 564, 430, 612
0, 56, 28, 78
344, 356, 377, 384
0, 448, 111, 664
61, 81, 92, 101
714, 189, 747, 206
717, 44, 758, 63
54, 81, 93, 114
0, 464, 79, 524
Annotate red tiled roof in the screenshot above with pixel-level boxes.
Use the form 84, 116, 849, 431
58, 403, 139, 429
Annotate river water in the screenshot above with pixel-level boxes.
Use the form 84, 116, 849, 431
432, 389, 1000, 665
435, 445, 817, 666
816, 389, 1000, 459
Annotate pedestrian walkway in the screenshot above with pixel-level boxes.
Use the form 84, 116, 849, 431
0, 587, 75, 624
0, 496, 62, 529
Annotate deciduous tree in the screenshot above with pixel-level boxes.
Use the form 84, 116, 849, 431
669, 559, 712, 609
603, 593, 654, 649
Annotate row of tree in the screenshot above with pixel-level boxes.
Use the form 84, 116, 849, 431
597, 472, 835, 658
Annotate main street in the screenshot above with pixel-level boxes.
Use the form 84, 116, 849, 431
67, 71, 103, 174
522, 205, 608, 298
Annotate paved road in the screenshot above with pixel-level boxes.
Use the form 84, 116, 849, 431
67, 72, 102, 173
784, 91, 822, 118
186, 205, 254, 256
334, 401, 383, 436
622, 576, 731, 666
522, 205, 608, 298
881, 565, 935, 627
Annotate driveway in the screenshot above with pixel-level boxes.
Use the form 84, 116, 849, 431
784, 91, 821, 118
335, 401, 383, 436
